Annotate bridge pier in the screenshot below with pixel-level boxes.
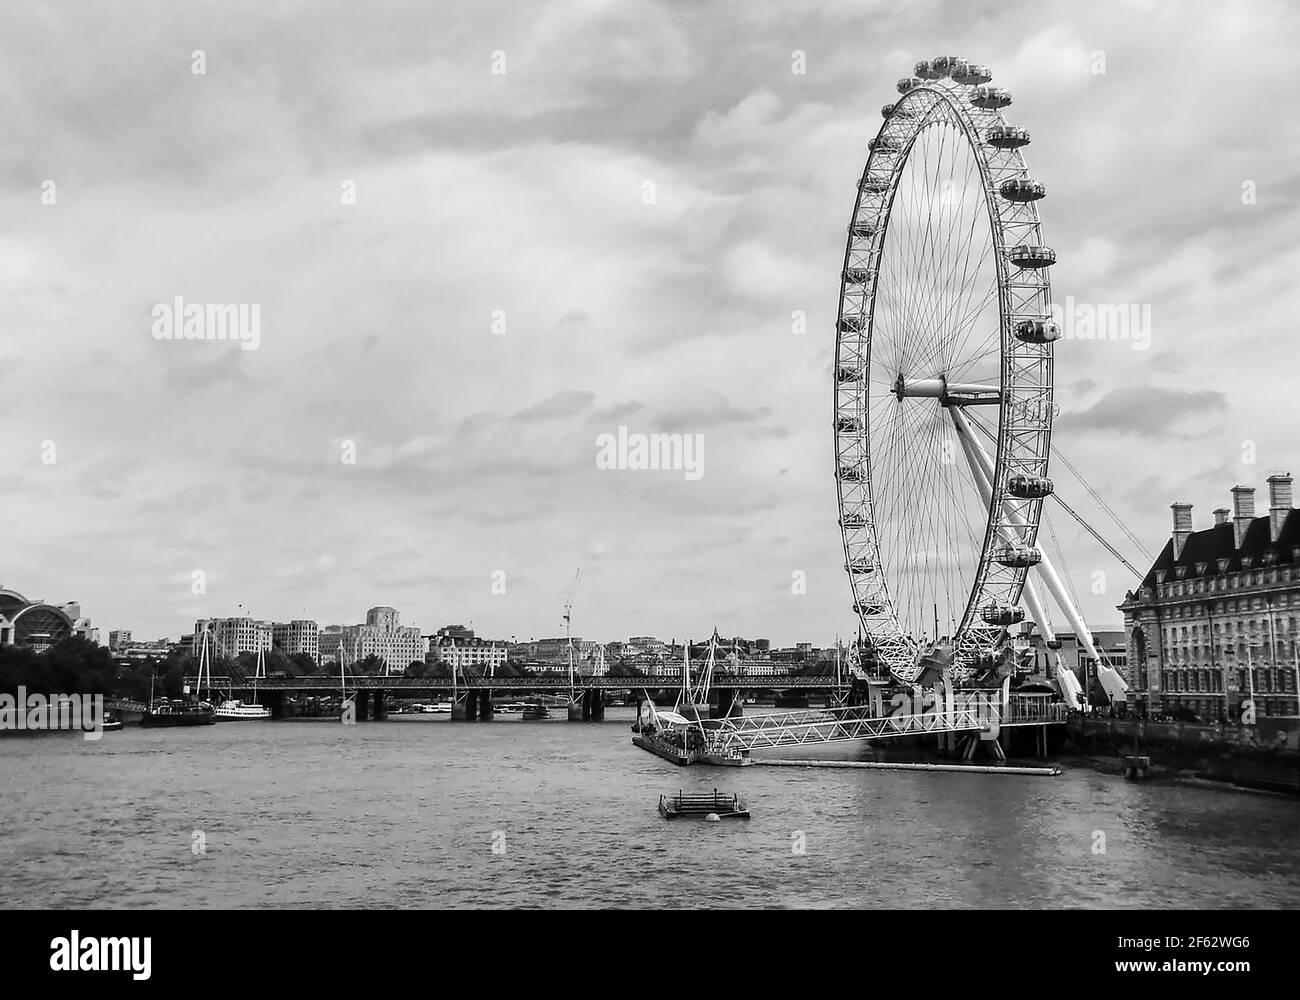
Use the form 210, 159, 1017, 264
372, 689, 387, 721
711, 689, 743, 719
586, 689, 604, 721
353, 692, 371, 722
568, 695, 584, 721
479, 690, 494, 721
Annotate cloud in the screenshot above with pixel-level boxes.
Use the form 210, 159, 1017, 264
1, 1, 1296, 645
1057, 387, 1227, 438
512, 390, 596, 422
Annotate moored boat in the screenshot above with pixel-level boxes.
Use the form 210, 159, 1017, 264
214, 699, 271, 721
141, 699, 215, 728
633, 732, 697, 766
214, 645, 272, 720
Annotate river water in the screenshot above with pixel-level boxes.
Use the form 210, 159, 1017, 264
3, 709, 1298, 909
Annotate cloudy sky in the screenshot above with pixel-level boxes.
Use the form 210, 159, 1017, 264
2, 0, 1297, 646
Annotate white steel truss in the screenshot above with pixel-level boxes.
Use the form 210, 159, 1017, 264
708, 696, 1068, 754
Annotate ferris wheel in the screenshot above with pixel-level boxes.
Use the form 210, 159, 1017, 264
835, 56, 1083, 685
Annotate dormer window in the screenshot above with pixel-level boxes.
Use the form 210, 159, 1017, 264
1217, 558, 1230, 573
1175, 566, 1187, 580
1241, 556, 1254, 570
1155, 570, 1167, 584
1195, 562, 1208, 576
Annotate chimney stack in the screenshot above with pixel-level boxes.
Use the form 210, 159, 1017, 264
1231, 485, 1255, 550
1267, 473, 1293, 542
1213, 508, 1230, 526
1171, 502, 1193, 559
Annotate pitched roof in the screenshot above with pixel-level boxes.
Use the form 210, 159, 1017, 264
1139, 509, 1299, 588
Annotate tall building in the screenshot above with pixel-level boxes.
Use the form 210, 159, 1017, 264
272, 620, 320, 663
108, 629, 132, 650
334, 607, 423, 670
1119, 474, 1300, 719
319, 625, 346, 663
194, 617, 273, 660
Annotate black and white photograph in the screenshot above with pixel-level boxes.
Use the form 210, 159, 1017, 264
1, 0, 1295, 975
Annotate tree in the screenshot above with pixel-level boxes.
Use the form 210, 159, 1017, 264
354, 654, 385, 674
290, 653, 320, 676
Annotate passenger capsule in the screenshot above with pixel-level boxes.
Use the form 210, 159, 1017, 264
843, 266, 872, 285
839, 466, 864, 482
839, 314, 866, 334
1008, 245, 1057, 269
953, 63, 992, 86
840, 511, 867, 529
999, 178, 1045, 202
859, 177, 890, 194
1013, 318, 1061, 344
897, 77, 921, 94
980, 603, 1025, 627
914, 60, 942, 80
931, 55, 963, 76
854, 601, 886, 616
836, 365, 862, 383
995, 545, 1042, 568
868, 137, 900, 155
845, 559, 875, 574
1046, 638, 1063, 650
986, 125, 1030, 149
881, 102, 914, 119
970, 86, 1012, 110
1007, 474, 1054, 499
849, 220, 875, 239
836, 416, 862, 434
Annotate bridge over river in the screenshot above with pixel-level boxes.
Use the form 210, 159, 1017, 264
182, 672, 839, 722
179, 674, 1067, 750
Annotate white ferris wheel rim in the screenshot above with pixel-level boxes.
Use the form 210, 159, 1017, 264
834, 58, 1056, 682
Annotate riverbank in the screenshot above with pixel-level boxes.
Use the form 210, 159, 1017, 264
1061, 717, 1299, 797
1059, 752, 1298, 799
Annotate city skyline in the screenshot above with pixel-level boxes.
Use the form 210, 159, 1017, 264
3, 2, 1297, 646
